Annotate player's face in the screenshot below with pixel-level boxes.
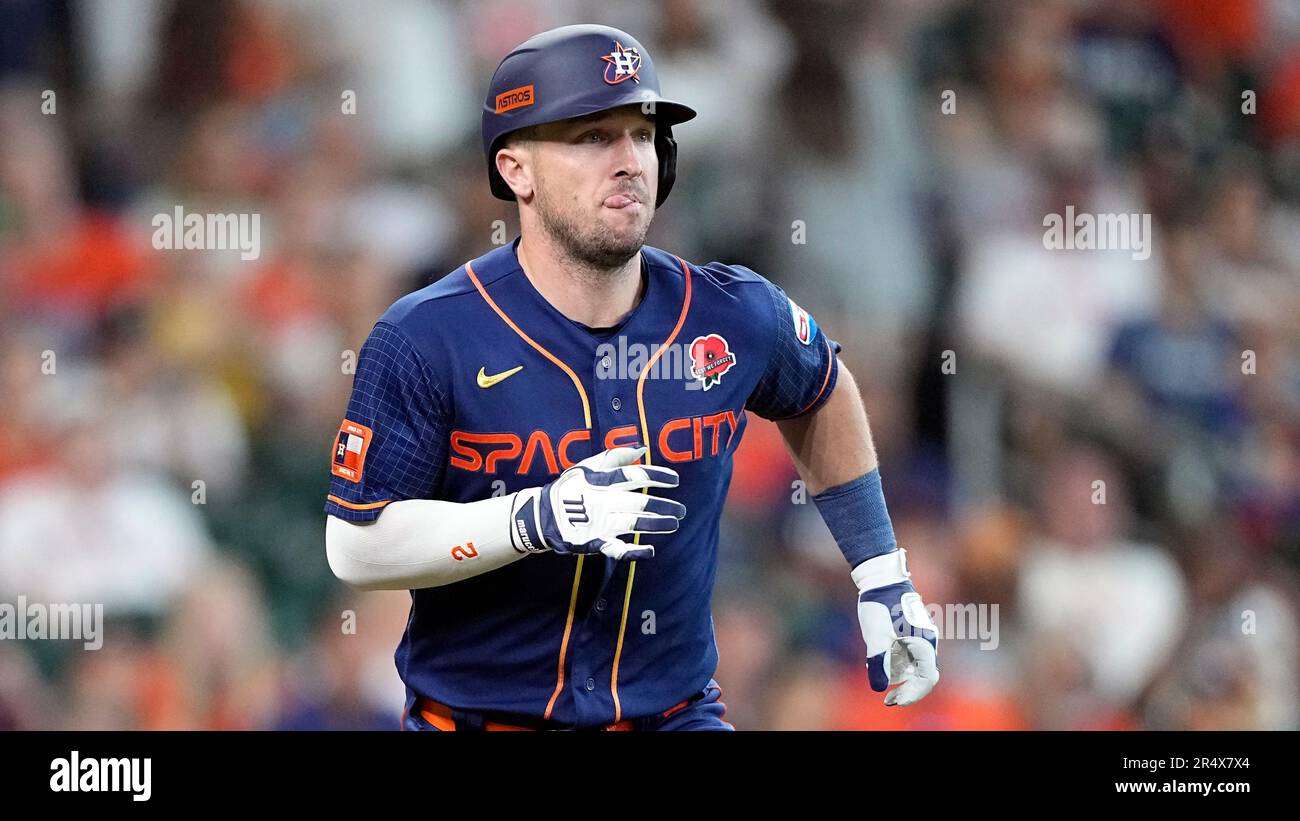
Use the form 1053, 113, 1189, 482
529, 105, 658, 268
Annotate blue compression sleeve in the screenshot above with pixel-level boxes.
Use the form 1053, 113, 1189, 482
810, 468, 898, 569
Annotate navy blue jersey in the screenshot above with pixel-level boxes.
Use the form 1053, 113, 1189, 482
326, 237, 841, 725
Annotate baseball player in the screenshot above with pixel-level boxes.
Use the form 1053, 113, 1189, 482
324, 24, 939, 731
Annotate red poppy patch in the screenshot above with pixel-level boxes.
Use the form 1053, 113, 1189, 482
690, 334, 737, 391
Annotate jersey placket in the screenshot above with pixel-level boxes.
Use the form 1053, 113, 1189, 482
566, 338, 641, 726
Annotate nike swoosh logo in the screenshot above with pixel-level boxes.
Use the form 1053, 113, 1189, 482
477, 365, 523, 388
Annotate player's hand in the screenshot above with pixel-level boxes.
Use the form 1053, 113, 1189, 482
510, 446, 685, 561
853, 548, 940, 706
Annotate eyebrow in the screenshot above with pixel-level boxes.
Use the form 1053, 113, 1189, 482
563, 112, 654, 130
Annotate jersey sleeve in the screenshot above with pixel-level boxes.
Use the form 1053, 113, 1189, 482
745, 279, 843, 421
324, 321, 450, 522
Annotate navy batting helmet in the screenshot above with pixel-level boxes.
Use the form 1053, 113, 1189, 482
481, 24, 697, 207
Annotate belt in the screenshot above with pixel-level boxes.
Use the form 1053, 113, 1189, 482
414, 691, 703, 732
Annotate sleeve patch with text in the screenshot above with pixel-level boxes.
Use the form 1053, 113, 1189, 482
789, 298, 815, 345
331, 419, 374, 482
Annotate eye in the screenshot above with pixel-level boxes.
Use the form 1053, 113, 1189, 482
579, 131, 606, 143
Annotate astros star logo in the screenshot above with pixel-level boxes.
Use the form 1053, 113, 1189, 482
601, 41, 642, 84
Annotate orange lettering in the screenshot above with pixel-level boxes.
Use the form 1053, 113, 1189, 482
723, 410, 740, 450
484, 435, 522, 473
450, 431, 522, 474
658, 417, 693, 462
449, 431, 483, 471
495, 85, 534, 114
702, 411, 737, 456
557, 429, 592, 469
519, 430, 560, 475
604, 425, 641, 451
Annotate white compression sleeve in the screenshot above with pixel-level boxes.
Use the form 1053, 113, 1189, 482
325, 492, 540, 591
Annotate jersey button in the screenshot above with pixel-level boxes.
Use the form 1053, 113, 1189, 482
601, 355, 612, 370
611, 397, 622, 411
595, 598, 607, 612
585, 677, 596, 691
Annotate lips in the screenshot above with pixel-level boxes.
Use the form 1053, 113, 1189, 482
603, 192, 642, 209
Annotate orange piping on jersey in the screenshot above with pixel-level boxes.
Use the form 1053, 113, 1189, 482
610, 254, 693, 722
326, 495, 391, 511
465, 260, 592, 429
543, 554, 586, 719
466, 259, 595, 720
790, 336, 836, 417
611, 559, 639, 722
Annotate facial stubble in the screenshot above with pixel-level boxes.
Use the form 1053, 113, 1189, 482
533, 172, 653, 271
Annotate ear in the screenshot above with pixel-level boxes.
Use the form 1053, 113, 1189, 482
495, 144, 535, 201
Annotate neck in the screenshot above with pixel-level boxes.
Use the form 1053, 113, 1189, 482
516, 229, 644, 328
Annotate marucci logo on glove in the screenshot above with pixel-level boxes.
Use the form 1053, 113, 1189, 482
563, 497, 590, 525
511, 493, 546, 553
510, 446, 685, 562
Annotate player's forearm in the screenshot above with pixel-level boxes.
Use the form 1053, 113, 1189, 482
325, 495, 530, 591
777, 364, 901, 571
779, 367, 939, 705
777, 364, 879, 495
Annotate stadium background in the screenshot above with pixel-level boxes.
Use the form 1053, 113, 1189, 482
0, 0, 1297, 730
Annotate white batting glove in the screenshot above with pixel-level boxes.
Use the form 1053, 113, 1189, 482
509, 446, 685, 561
853, 548, 940, 706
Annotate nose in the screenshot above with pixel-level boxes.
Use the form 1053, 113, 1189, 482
611, 132, 646, 182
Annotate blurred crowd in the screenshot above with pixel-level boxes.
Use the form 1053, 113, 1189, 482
0, 0, 1297, 730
